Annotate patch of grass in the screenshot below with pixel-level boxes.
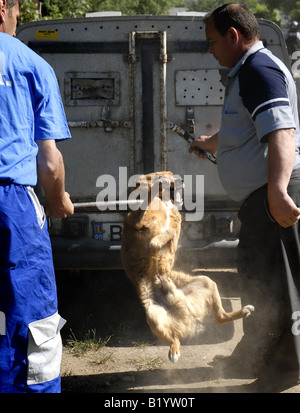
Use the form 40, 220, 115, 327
134, 356, 163, 371
93, 352, 114, 365
66, 329, 111, 356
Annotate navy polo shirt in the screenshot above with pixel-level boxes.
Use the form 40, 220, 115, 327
218, 41, 300, 202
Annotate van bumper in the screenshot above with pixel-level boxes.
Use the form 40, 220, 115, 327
50, 236, 238, 270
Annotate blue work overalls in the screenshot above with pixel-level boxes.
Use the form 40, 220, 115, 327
0, 184, 65, 393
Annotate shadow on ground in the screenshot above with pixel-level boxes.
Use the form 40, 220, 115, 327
61, 365, 254, 393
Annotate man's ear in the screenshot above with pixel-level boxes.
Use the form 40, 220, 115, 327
0, 0, 6, 25
226, 27, 239, 43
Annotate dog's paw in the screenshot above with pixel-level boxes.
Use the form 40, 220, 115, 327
168, 349, 180, 363
159, 276, 177, 294
149, 238, 161, 251
242, 305, 255, 317
168, 340, 181, 363
154, 275, 166, 287
154, 275, 171, 289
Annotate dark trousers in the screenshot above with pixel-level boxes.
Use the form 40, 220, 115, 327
237, 168, 300, 373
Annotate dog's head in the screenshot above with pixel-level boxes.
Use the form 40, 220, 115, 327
135, 171, 183, 207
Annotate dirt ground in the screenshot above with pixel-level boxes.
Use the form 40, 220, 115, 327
57, 268, 300, 395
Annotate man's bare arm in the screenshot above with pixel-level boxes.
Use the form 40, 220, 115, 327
267, 128, 300, 227
36, 139, 74, 218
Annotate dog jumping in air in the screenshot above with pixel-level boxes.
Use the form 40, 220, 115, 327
121, 171, 254, 362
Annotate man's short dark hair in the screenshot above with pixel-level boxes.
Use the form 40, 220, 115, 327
6, 0, 18, 10
204, 3, 259, 40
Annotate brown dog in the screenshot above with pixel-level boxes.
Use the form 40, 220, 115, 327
121, 171, 254, 362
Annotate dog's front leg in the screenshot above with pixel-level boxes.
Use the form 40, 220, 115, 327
149, 228, 176, 251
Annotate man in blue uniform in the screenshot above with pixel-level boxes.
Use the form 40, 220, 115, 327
3, 0, 19, 36
190, 3, 300, 391
0, 0, 74, 392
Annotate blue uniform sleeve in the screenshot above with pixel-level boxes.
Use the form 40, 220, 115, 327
34, 65, 71, 142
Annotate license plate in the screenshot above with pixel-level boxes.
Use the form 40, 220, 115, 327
93, 222, 123, 242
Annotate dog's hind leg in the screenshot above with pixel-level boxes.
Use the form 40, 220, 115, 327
141, 277, 184, 363
145, 308, 182, 363
208, 279, 254, 324
169, 338, 181, 363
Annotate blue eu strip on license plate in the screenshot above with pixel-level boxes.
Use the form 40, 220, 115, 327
94, 223, 104, 241
93, 222, 123, 241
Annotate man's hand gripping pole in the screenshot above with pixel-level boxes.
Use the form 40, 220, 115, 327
167, 122, 217, 164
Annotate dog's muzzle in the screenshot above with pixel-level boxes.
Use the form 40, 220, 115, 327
170, 180, 183, 208
173, 189, 183, 208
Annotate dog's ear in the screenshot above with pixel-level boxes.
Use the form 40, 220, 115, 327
155, 171, 174, 180
135, 174, 148, 189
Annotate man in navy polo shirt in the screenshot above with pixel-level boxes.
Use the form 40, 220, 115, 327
190, 3, 300, 391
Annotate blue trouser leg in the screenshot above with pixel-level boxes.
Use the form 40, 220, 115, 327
0, 184, 65, 393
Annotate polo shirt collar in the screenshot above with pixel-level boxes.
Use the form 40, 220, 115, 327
228, 40, 265, 77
